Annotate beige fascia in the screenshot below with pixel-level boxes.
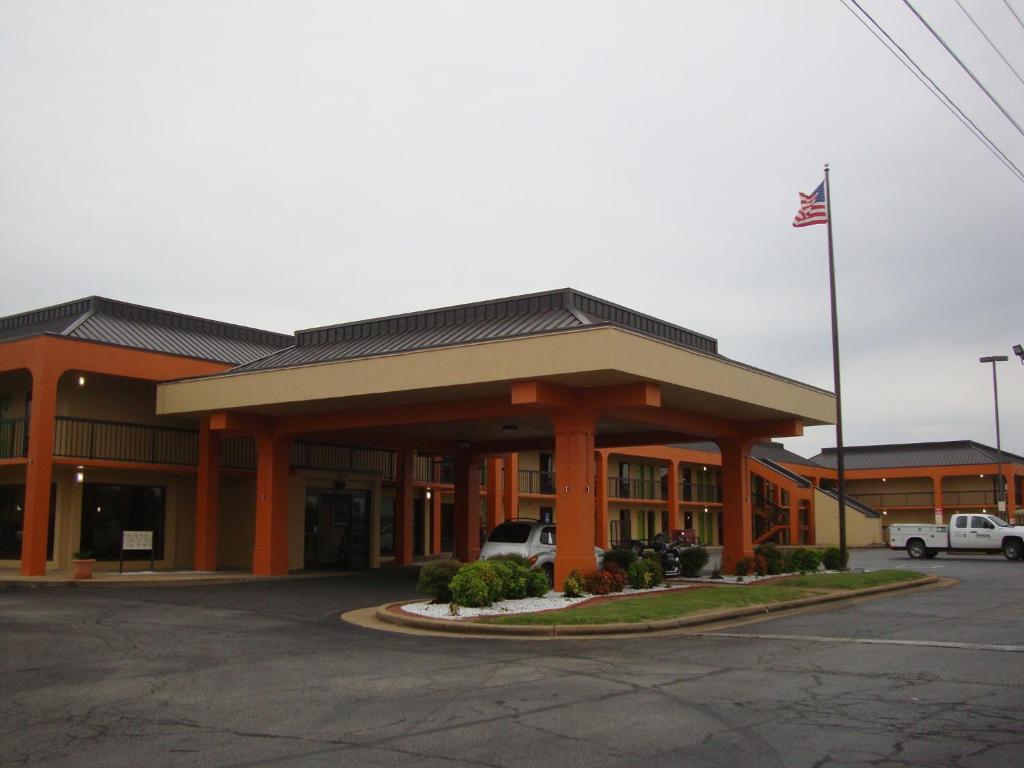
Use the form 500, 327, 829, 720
157, 326, 835, 425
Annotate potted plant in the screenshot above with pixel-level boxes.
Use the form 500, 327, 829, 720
71, 551, 95, 580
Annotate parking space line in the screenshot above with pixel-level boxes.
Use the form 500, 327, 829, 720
700, 632, 1024, 653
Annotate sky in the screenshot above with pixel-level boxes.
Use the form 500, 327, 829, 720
1, 0, 1022, 459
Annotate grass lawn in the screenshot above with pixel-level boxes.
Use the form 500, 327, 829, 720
775, 570, 929, 590
481, 570, 927, 626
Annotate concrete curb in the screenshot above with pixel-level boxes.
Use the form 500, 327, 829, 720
373, 575, 941, 638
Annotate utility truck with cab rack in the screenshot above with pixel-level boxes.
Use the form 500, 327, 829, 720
889, 513, 1024, 560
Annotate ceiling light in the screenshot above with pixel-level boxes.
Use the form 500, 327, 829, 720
501, 424, 518, 434
77, 375, 86, 386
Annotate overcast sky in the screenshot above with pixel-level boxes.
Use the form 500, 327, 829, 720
2, 1, 1022, 459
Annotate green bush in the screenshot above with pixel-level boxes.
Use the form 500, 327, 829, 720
602, 548, 636, 570
416, 558, 462, 603
677, 546, 709, 578
754, 543, 785, 575
525, 568, 550, 598
821, 547, 848, 571
488, 558, 530, 600
488, 552, 531, 568
562, 569, 586, 597
627, 558, 664, 589
734, 557, 753, 577
789, 548, 822, 573
450, 561, 504, 607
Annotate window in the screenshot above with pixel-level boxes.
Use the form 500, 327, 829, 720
539, 506, 553, 523
539, 527, 555, 545
955, 516, 968, 529
487, 522, 532, 544
0, 484, 55, 560
379, 496, 395, 556
969, 516, 991, 530
80, 484, 165, 560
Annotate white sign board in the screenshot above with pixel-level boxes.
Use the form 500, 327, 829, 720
122, 530, 154, 551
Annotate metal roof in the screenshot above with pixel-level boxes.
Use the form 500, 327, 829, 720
811, 440, 1024, 470
0, 297, 292, 365
816, 488, 881, 518
233, 288, 719, 372
667, 440, 822, 468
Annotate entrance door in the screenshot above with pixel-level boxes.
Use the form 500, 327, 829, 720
305, 489, 372, 569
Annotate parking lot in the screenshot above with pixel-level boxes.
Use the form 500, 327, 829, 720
2, 549, 1022, 767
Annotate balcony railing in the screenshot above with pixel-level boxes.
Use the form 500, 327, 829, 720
519, 469, 555, 495
413, 455, 434, 483
942, 490, 997, 507
53, 416, 198, 466
680, 483, 722, 503
0, 418, 28, 459
608, 477, 663, 500
291, 441, 397, 479
221, 436, 256, 470
850, 492, 934, 508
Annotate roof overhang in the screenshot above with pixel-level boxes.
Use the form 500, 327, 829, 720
156, 327, 834, 448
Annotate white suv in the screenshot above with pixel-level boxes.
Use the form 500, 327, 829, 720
479, 519, 604, 584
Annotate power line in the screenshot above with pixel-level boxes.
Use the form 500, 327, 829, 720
901, 0, 1024, 140
954, 0, 1024, 89
840, 0, 1024, 183
1002, 0, 1024, 33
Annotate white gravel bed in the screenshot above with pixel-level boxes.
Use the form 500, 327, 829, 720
401, 584, 686, 620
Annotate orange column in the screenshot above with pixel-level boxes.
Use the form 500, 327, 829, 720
1005, 471, 1017, 521
21, 369, 58, 576
666, 458, 679, 533
502, 452, 519, 521
430, 484, 442, 554
194, 416, 221, 572
485, 457, 502, 533
453, 447, 481, 563
719, 436, 754, 574
252, 433, 291, 576
553, 410, 596, 586
394, 449, 415, 565
594, 450, 609, 548
932, 474, 944, 524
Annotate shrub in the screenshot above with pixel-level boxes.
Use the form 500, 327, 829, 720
489, 552, 531, 568
416, 558, 462, 603
677, 546, 710, 578
627, 558, 664, 589
602, 548, 636, 570
488, 558, 530, 600
450, 561, 504, 607
822, 547, 848, 571
602, 561, 628, 592
525, 568, 550, 598
583, 569, 613, 595
734, 557, 753, 577
789, 548, 822, 573
754, 543, 785, 575
562, 569, 586, 598
754, 554, 768, 577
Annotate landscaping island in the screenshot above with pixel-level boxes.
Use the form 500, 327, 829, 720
370, 554, 938, 637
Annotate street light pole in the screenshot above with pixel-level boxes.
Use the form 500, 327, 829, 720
979, 355, 1008, 514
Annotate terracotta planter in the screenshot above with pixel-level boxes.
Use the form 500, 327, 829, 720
71, 559, 95, 580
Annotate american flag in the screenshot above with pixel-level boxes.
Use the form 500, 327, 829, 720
792, 181, 827, 227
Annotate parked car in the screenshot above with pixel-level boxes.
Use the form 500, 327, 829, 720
889, 513, 1024, 560
480, 519, 604, 584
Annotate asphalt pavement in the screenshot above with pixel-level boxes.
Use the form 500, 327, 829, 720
2, 549, 1022, 767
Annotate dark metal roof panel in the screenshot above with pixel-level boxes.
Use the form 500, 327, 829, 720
234, 306, 585, 372
811, 441, 1024, 470
817, 487, 881, 518
0, 298, 92, 341
666, 441, 821, 469
71, 312, 286, 365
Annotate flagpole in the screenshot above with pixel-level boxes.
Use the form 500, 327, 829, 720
823, 163, 848, 562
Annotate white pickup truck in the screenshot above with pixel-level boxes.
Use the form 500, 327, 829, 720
889, 513, 1024, 560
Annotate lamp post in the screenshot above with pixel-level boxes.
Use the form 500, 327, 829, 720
979, 355, 1008, 513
